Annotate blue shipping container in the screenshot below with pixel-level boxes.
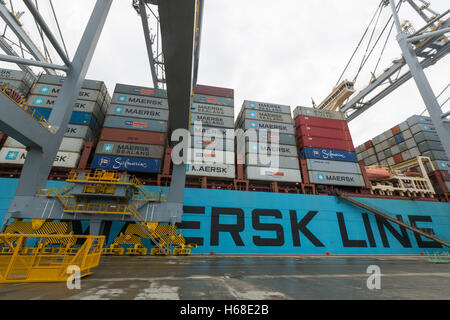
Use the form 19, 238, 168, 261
91, 155, 161, 173
30, 107, 97, 130
300, 147, 357, 162
394, 133, 404, 144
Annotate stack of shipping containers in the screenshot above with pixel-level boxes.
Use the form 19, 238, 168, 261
356, 115, 449, 173
187, 85, 236, 179
295, 106, 365, 187
235, 100, 302, 183
0, 67, 35, 97
91, 84, 168, 173
0, 74, 110, 170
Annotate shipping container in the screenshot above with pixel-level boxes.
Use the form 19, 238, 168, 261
296, 125, 352, 141
0, 68, 34, 87
246, 142, 297, 157
393, 153, 404, 164
410, 147, 420, 158
194, 84, 234, 99
306, 159, 361, 175
65, 124, 94, 140
385, 129, 394, 139
390, 145, 400, 155
191, 102, 234, 117
190, 136, 234, 151
364, 155, 378, 166
29, 107, 98, 130
186, 163, 235, 179
364, 140, 374, 149
387, 137, 396, 147
0, 79, 32, 96
242, 100, 291, 114
100, 127, 165, 145
190, 125, 233, 138
417, 140, 444, 153
96, 141, 164, 159
403, 129, 412, 140
293, 106, 345, 121
0, 147, 80, 168
31, 84, 103, 104
28, 95, 103, 119
394, 133, 404, 143
297, 136, 355, 152
367, 148, 375, 156
107, 104, 169, 121
401, 150, 412, 161
111, 93, 168, 109
239, 109, 292, 124
243, 120, 295, 135
413, 131, 441, 144
3, 136, 85, 153
375, 144, 382, 153
246, 154, 300, 169
405, 138, 417, 149
114, 83, 167, 99
38, 74, 107, 95
422, 150, 448, 161
245, 166, 302, 183
410, 123, 437, 135
91, 154, 161, 173
190, 113, 234, 128
380, 140, 390, 151
399, 121, 409, 132
399, 142, 408, 152
103, 115, 167, 133
246, 131, 297, 146
407, 115, 433, 127
193, 94, 234, 107
426, 160, 449, 172
308, 170, 365, 187
188, 148, 235, 164
391, 125, 401, 136
377, 151, 386, 161
299, 147, 357, 162
294, 115, 349, 131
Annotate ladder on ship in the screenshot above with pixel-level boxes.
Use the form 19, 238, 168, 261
337, 193, 450, 248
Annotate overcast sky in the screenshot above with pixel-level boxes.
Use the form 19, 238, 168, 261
1, 0, 448, 146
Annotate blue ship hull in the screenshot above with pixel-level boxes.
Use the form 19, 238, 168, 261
0, 178, 449, 255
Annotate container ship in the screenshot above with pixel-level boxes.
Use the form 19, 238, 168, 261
0, 70, 448, 256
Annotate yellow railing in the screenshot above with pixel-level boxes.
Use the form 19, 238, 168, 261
0, 85, 56, 134
0, 234, 104, 283
63, 202, 133, 215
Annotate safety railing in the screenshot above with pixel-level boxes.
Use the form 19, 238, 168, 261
0, 85, 57, 134
0, 234, 104, 283
63, 202, 133, 215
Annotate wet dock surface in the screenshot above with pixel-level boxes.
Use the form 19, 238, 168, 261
0, 256, 449, 300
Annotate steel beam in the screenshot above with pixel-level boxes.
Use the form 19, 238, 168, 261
5, 0, 113, 224
0, 37, 37, 77
0, 92, 52, 148
0, 3, 56, 74
0, 53, 68, 71
23, 0, 71, 66
389, 0, 450, 161
138, 0, 159, 88
407, 27, 450, 43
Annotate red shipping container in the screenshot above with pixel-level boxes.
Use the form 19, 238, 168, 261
194, 84, 234, 99
295, 115, 349, 131
297, 135, 355, 152
391, 125, 401, 136
100, 128, 166, 145
364, 140, 374, 149
393, 153, 404, 164
296, 125, 353, 141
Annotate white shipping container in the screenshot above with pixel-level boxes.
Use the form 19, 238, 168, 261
31, 83, 103, 104
186, 163, 235, 179
4, 137, 84, 153
245, 142, 297, 157
188, 148, 235, 164
0, 147, 80, 168
245, 166, 302, 183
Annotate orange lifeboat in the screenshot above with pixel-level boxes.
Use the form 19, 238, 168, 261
366, 168, 390, 181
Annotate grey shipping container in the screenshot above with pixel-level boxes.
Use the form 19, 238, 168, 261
246, 142, 297, 157
410, 123, 437, 135
28, 95, 103, 119
407, 115, 433, 127
384, 149, 392, 158
190, 113, 234, 128
242, 120, 295, 135
193, 94, 234, 107
399, 121, 409, 132
293, 106, 344, 120
385, 130, 394, 139
245, 166, 302, 183
65, 124, 94, 140
103, 116, 167, 133
417, 140, 444, 153
403, 129, 412, 140
239, 109, 292, 124
377, 152, 386, 161
190, 136, 234, 151
31, 83, 103, 104
191, 103, 234, 117
380, 140, 390, 150
426, 159, 449, 172
114, 83, 167, 99
387, 137, 396, 147
375, 144, 382, 153
186, 163, 235, 179
390, 145, 400, 155
107, 104, 169, 121
0, 79, 31, 96
243, 100, 291, 114
422, 150, 448, 161
188, 148, 235, 165
414, 131, 441, 143
405, 138, 417, 149
401, 150, 412, 161
399, 142, 408, 152
308, 170, 365, 187
96, 141, 164, 159
306, 159, 362, 175
38, 74, 107, 94
190, 125, 233, 137
0, 68, 34, 86
410, 147, 420, 158
246, 154, 300, 169
112, 93, 168, 109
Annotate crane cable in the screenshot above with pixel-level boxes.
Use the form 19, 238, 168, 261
335, 0, 385, 86
420, 83, 450, 116
49, 0, 69, 59
33, 0, 52, 63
